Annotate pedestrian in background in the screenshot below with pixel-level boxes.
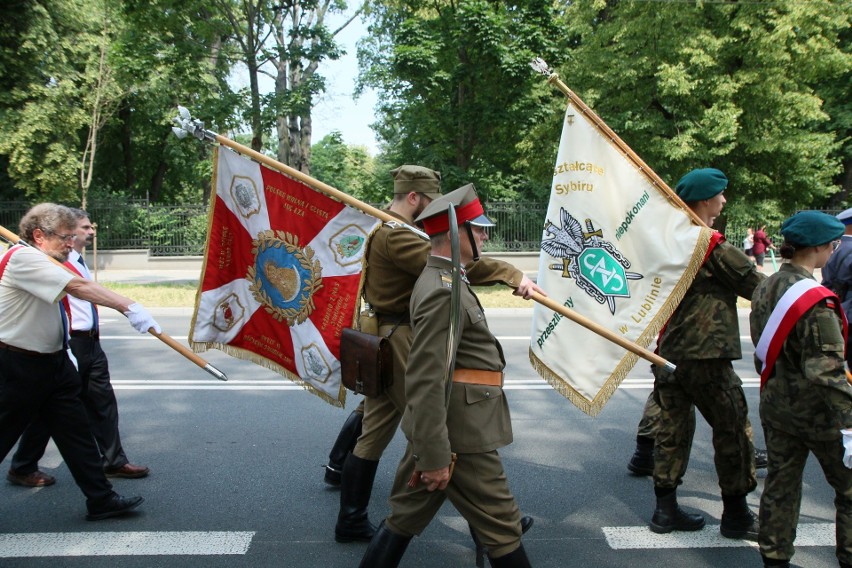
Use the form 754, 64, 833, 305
749, 210, 852, 568
753, 224, 775, 271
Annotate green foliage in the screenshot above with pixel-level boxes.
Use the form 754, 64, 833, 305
518, 0, 851, 221
311, 131, 385, 201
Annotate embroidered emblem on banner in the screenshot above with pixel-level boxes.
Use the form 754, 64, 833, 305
230, 175, 261, 219
302, 343, 332, 383
330, 225, 369, 267
213, 293, 245, 332
542, 207, 643, 314
248, 230, 323, 325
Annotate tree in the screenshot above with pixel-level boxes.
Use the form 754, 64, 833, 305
519, 0, 851, 225
358, 0, 561, 200
311, 130, 384, 200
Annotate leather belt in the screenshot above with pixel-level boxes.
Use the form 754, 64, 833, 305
0, 340, 62, 357
70, 329, 99, 339
452, 369, 503, 387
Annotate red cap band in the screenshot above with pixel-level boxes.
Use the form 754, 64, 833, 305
420, 199, 485, 236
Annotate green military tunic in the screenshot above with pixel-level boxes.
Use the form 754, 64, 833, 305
750, 262, 852, 564
353, 210, 522, 460
652, 238, 763, 494
385, 256, 522, 558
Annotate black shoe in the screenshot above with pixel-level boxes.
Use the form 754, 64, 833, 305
649, 491, 705, 534
521, 515, 534, 534
86, 493, 144, 521
324, 464, 342, 486
761, 554, 791, 567
754, 447, 768, 470
628, 436, 654, 476
488, 542, 533, 568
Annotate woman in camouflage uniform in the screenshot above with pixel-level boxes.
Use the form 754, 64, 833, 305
750, 211, 852, 568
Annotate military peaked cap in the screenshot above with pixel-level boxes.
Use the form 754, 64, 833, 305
415, 183, 495, 237
836, 207, 852, 226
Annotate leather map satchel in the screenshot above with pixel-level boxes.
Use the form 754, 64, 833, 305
340, 327, 393, 397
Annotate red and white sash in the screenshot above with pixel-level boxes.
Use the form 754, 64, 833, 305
755, 278, 848, 390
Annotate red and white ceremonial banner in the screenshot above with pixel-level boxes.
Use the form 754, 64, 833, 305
529, 101, 714, 416
190, 147, 380, 406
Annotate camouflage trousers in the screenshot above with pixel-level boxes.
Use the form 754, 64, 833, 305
652, 360, 757, 495
759, 422, 852, 564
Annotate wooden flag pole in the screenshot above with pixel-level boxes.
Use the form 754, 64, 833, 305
532, 59, 707, 229
173, 108, 674, 371
0, 224, 228, 381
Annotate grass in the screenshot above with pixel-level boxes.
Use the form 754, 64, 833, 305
101, 281, 530, 309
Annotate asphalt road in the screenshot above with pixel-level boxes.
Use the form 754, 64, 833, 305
0, 308, 841, 568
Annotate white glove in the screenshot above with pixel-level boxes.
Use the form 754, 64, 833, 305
124, 303, 162, 334
842, 429, 852, 469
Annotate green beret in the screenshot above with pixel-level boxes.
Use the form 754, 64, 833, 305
675, 168, 728, 203
781, 210, 844, 247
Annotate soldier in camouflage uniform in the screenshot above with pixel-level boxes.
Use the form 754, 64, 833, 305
647, 168, 763, 540
325, 166, 540, 544
749, 211, 852, 568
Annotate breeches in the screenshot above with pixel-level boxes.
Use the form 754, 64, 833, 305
353, 323, 411, 461
386, 443, 522, 558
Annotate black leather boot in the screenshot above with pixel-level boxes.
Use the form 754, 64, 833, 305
649, 488, 705, 533
720, 493, 759, 541
754, 447, 768, 470
761, 554, 790, 567
627, 435, 654, 476
358, 522, 411, 568
488, 543, 533, 568
324, 409, 363, 486
471, 516, 534, 567
335, 454, 379, 543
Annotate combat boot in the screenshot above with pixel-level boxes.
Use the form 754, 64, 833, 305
720, 493, 759, 541
649, 488, 705, 533
761, 555, 790, 567
358, 522, 411, 568
335, 454, 379, 542
754, 447, 768, 470
488, 543, 533, 568
323, 409, 363, 486
627, 435, 654, 476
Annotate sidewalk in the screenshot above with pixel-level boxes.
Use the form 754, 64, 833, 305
92, 268, 202, 285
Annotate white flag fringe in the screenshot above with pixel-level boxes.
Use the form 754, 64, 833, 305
529, 102, 714, 416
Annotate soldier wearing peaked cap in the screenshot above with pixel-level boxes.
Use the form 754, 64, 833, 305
357, 184, 535, 568
750, 211, 852, 568
822, 207, 852, 367
324, 168, 540, 547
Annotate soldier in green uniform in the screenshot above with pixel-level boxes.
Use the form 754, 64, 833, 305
328, 166, 540, 544
648, 168, 763, 540
749, 211, 852, 568
357, 184, 533, 567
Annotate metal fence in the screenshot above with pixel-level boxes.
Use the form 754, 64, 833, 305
0, 200, 838, 256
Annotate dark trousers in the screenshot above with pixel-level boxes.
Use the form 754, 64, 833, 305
0, 348, 113, 500
12, 336, 127, 471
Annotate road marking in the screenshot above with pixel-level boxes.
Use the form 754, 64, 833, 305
0, 531, 254, 557
602, 523, 834, 549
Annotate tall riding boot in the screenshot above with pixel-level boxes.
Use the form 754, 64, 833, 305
720, 493, 759, 541
488, 543, 533, 568
649, 487, 705, 534
471, 516, 534, 567
335, 454, 379, 543
761, 554, 790, 567
324, 409, 363, 486
627, 435, 654, 476
358, 521, 411, 568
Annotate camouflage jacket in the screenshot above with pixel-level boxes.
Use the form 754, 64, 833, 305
750, 263, 852, 439
363, 210, 522, 317
658, 239, 764, 361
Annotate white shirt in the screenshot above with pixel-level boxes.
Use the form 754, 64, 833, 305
67, 249, 96, 332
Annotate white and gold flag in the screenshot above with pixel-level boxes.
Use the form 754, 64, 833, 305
529, 100, 714, 416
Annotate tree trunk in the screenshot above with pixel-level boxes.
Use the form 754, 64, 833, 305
118, 100, 137, 192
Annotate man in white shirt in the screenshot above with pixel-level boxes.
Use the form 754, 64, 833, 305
0, 203, 158, 520
8, 209, 149, 488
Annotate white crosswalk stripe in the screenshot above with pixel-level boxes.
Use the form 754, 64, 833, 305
0, 531, 254, 557
602, 523, 835, 550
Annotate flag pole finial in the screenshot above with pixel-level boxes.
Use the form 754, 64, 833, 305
171, 105, 216, 142
530, 58, 554, 78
